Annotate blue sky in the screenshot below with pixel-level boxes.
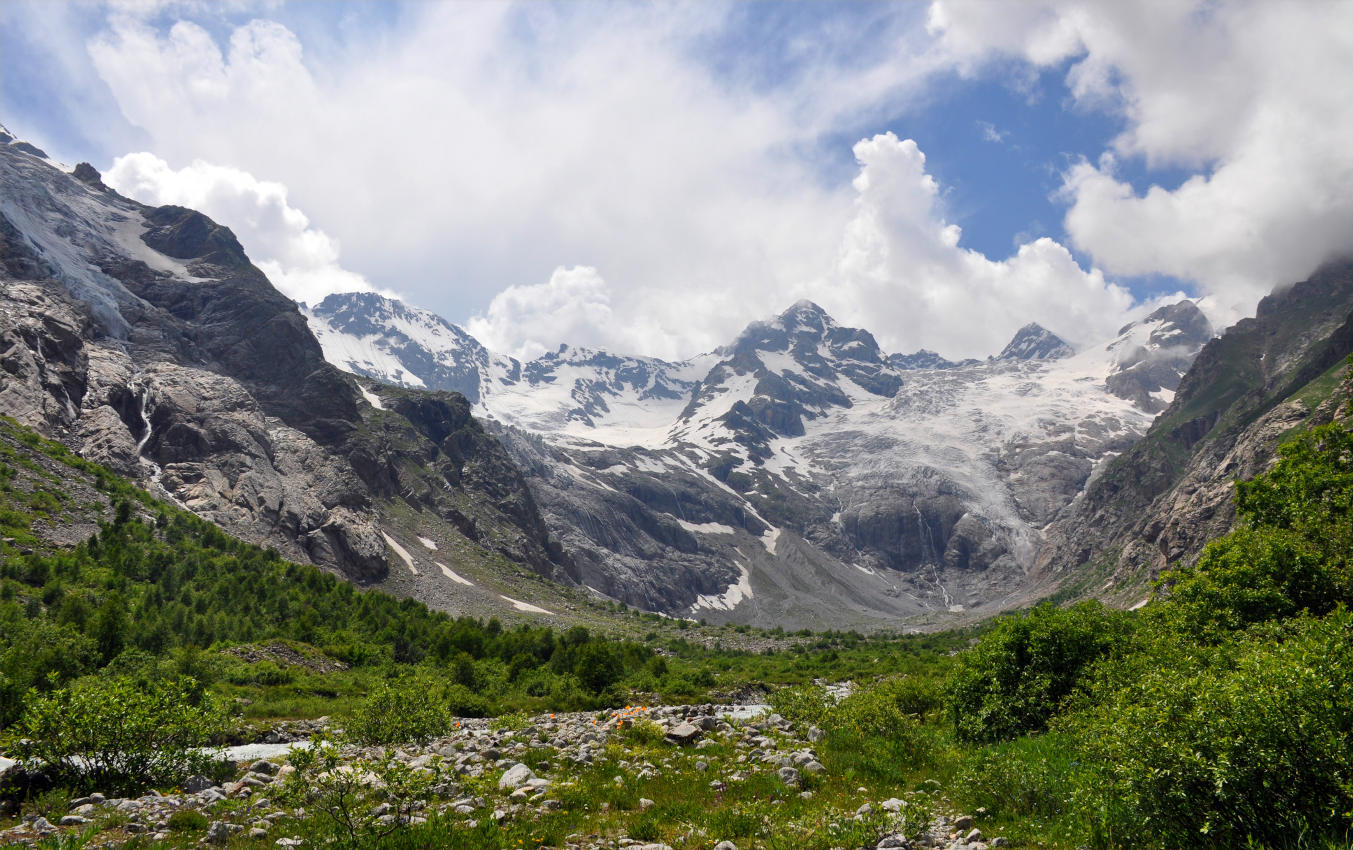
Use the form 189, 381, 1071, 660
3, 1, 1350, 360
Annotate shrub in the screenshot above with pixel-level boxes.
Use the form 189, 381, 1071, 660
574, 643, 622, 693
946, 602, 1134, 743
825, 677, 933, 771
166, 809, 209, 831
768, 682, 830, 727
276, 734, 444, 844
616, 717, 666, 747
12, 676, 228, 794
346, 676, 451, 745
1072, 610, 1353, 848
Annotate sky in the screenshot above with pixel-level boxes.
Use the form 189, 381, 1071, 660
3, 1, 1352, 362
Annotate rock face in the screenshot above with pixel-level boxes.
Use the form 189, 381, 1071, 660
307, 289, 1213, 628
0, 132, 569, 592
1037, 259, 1353, 594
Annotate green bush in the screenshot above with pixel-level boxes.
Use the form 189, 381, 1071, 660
768, 682, 830, 727
166, 809, 209, 831
826, 677, 933, 770
1158, 423, 1353, 639
946, 602, 1134, 743
952, 732, 1080, 819
345, 675, 451, 745
276, 734, 444, 844
1072, 610, 1353, 848
12, 676, 229, 794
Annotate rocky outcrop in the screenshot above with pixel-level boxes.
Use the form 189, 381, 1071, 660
1037, 259, 1353, 591
0, 132, 570, 591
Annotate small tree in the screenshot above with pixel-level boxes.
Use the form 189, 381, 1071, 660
13, 676, 228, 794
276, 733, 444, 845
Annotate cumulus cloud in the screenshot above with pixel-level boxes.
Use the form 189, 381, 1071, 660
825, 133, 1147, 357
104, 152, 375, 305
467, 267, 614, 362
929, 0, 1353, 328
59, 0, 1348, 360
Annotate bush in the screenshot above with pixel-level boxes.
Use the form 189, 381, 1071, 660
1072, 610, 1353, 848
12, 676, 228, 794
276, 734, 444, 844
768, 682, 830, 727
952, 732, 1080, 819
346, 675, 451, 745
826, 677, 933, 770
166, 809, 209, 831
946, 602, 1134, 743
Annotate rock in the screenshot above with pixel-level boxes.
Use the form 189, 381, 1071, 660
639, 797, 655, 810
990, 839, 1008, 847
665, 722, 702, 745
497, 763, 535, 791
250, 828, 270, 840
713, 842, 738, 850
875, 835, 911, 849
880, 797, 904, 812
803, 759, 825, 773
32, 816, 55, 833
206, 821, 232, 845
250, 759, 280, 776
953, 815, 975, 831
184, 774, 216, 793
776, 766, 800, 787
58, 815, 87, 826
966, 827, 984, 842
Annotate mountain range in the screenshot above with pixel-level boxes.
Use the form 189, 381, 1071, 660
306, 284, 1214, 628
5, 122, 1352, 630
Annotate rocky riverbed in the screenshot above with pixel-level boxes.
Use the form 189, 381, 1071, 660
0, 704, 1005, 849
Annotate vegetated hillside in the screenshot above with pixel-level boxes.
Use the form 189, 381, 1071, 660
1037, 259, 1353, 599
0, 132, 576, 621
0, 415, 947, 735
309, 289, 1213, 629
3, 401, 1350, 850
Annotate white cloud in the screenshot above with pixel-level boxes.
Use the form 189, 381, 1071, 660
104, 152, 374, 305
930, 0, 1353, 329
825, 133, 1147, 357
467, 266, 617, 362
68, 0, 1345, 360
977, 120, 1008, 144
75, 4, 934, 359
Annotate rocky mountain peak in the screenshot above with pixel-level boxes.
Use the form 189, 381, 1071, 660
72, 162, 108, 192
997, 323, 1074, 361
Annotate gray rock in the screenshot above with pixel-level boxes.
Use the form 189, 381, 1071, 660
966, 827, 984, 842
497, 763, 536, 790
875, 835, 911, 849
953, 815, 974, 831
665, 722, 702, 745
206, 821, 232, 845
250, 759, 280, 776
58, 815, 87, 826
713, 842, 738, 850
184, 774, 216, 793
776, 766, 800, 787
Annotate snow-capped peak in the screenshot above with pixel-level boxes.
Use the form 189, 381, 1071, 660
997, 323, 1074, 361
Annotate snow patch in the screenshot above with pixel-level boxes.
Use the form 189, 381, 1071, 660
677, 519, 738, 535
761, 528, 781, 555
690, 563, 753, 612
381, 532, 418, 575
436, 562, 473, 586
358, 384, 385, 409
499, 595, 554, 615
417, 536, 437, 550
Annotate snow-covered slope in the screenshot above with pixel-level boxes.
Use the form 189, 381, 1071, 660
306, 284, 1213, 628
